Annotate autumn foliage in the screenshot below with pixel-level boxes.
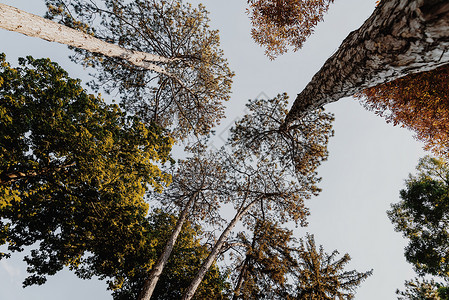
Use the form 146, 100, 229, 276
356, 64, 449, 156
247, 0, 334, 59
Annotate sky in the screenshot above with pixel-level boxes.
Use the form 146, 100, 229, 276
0, 0, 429, 299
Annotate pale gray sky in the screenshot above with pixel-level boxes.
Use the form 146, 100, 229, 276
0, 0, 427, 299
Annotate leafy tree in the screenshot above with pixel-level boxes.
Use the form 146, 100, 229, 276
138, 152, 230, 300
388, 156, 449, 278
0, 54, 172, 285
230, 219, 298, 300
396, 278, 448, 300
229, 221, 372, 300
291, 234, 372, 300
356, 64, 449, 156
99, 210, 228, 300
247, 0, 334, 59
44, 0, 234, 140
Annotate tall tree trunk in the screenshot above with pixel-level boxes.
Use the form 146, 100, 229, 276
284, 0, 449, 126
181, 200, 258, 300
0, 3, 175, 75
137, 192, 198, 300
232, 260, 248, 300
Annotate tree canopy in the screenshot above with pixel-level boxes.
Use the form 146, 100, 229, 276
396, 278, 449, 300
44, 0, 234, 140
246, 0, 334, 59
357, 64, 449, 156
388, 156, 449, 278
0, 54, 172, 284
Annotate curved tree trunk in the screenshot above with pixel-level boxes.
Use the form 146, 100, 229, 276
285, 0, 449, 126
0, 3, 174, 75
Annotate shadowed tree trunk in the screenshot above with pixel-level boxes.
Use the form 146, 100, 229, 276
285, 0, 449, 126
0, 3, 175, 75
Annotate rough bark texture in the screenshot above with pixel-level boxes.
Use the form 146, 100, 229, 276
137, 193, 197, 300
0, 3, 173, 75
181, 201, 257, 300
285, 0, 449, 125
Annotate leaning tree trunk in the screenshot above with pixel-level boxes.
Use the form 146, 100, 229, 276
0, 3, 175, 75
285, 0, 449, 126
137, 192, 198, 300
181, 200, 258, 300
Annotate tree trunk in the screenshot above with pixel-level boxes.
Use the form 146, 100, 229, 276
232, 252, 251, 300
137, 192, 198, 300
181, 201, 257, 300
284, 0, 449, 126
0, 3, 174, 75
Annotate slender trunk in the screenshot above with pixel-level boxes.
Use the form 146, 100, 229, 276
232, 255, 250, 300
0, 162, 76, 185
232, 232, 258, 300
0, 3, 175, 75
137, 192, 198, 300
181, 200, 258, 300
284, 0, 449, 126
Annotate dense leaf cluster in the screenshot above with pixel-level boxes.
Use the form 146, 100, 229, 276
247, 0, 334, 59
357, 64, 449, 156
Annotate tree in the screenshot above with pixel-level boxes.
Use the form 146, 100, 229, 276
181, 94, 334, 300
137, 152, 229, 300
388, 156, 449, 278
356, 64, 449, 156
396, 278, 448, 300
44, 0, 234, 140
246, 0, 334, 59
291, 234, 372, 300
0, 54, 172, 284
94, 210, 227, 300
229, 223, 372, 300
284, 0, 449, 126
0, 0, 233, 140
230, 219, 297, 300
0, 3, 174, 75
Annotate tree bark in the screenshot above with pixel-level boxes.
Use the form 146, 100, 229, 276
0, 3, 174, 75
181, 200, 257, 300
284, 0, 449, 126
137, 192, 198, 300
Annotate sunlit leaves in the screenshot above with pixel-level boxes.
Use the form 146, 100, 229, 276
356, 64, 449, 156
247, 0, 334, 59
0, 54, 173, 287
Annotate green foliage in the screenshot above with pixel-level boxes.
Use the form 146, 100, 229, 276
97, 210, 228, 300
388, 156, 449, 278
45, 0, 234, 140
396, 278, 445, 300
0, 54, 173, 285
